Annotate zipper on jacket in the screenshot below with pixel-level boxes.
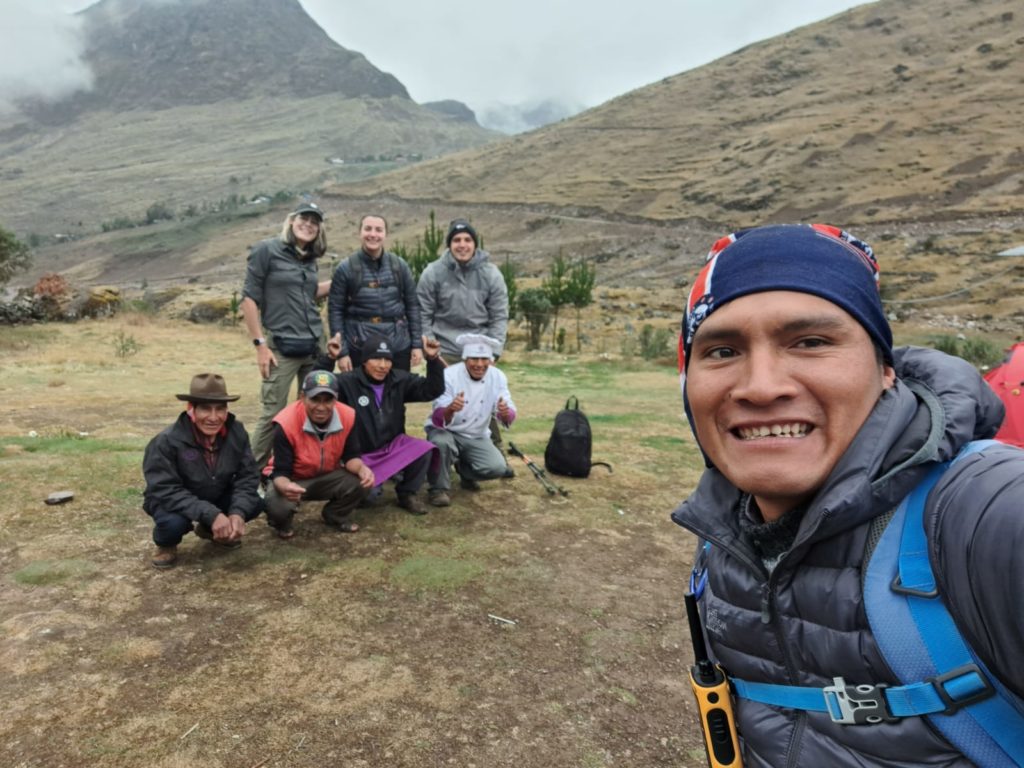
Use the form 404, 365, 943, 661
762, 567, 806, 768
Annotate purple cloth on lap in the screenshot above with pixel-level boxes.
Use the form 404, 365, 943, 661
363, 433, 437, 487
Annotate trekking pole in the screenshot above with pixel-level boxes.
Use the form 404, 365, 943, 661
685, 592, 743, 768
507, 442, 569, 497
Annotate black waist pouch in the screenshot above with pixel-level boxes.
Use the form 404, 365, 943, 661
274, 336, 318, 358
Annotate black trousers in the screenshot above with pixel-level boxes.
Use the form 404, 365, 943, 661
148, 505, 262, 547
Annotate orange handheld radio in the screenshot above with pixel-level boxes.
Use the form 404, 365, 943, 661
685, 591, 743, 768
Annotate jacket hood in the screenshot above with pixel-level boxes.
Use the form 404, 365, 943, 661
894, 345, 1003, 457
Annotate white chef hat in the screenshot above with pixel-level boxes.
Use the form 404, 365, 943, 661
456, 333, 500, 360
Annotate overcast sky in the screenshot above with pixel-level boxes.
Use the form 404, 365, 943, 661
3, 0, 867, 125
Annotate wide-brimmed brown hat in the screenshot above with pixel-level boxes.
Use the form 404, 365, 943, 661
175, 373, 240, 403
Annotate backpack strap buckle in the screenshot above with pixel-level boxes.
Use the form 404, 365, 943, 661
823, 677, 898, 725
930, 664, 996, 715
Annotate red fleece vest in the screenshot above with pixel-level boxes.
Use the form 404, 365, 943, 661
271, 400, 356, 479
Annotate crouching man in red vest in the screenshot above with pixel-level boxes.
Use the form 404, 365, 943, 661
264, 370, 374, 538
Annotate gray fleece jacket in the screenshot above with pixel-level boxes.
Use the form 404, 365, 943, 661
416, 248, 509, 360
672, 346, 1023, 767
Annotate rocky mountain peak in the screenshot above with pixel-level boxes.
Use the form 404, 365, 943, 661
27, 0, 408, 122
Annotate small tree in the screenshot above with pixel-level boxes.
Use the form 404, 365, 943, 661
423, 210, 445, 259
565, 259, 596, 352
0, 225, 31, 287
394, 210, 446, 280
542, 251, 570, 349
518, 288, 552, 351
499, 256, 518, 320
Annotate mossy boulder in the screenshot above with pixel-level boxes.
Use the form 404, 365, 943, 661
77, 286, 121, 318
188, 298, 232, 324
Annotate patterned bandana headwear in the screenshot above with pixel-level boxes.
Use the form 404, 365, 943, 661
677, 224, 893, 469
678, 223, 892, 374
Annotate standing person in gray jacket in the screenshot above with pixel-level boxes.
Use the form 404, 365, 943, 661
672, 224, 1024, 767
241, 201, 332, 466
327, 214, 422, 372
416, 219, 509, 362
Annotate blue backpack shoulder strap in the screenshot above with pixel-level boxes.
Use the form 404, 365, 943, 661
728, 440, 1024, 765
865, 439, 1024, 767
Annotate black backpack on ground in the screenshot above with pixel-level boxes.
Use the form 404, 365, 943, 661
544, 396, 612, 478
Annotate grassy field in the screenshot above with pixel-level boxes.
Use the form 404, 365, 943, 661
0, 316, 709, 768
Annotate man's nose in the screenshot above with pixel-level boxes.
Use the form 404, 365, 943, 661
731, 348, 798, 404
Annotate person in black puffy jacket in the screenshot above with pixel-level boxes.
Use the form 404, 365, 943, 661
672, 224, 1024, 767
327, 214, 422, 372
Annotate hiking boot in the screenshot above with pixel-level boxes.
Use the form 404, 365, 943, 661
460, 477, 481, 492
502, 466, 516, 479
397, 494, 427, 516
151, 545, 178, 569
428, 490, 451, 507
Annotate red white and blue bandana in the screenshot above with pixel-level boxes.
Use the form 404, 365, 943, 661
678, 223, 891, 374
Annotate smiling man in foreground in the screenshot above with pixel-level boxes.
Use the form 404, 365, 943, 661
672, 224, 1024, 767
142, 373, 263, 569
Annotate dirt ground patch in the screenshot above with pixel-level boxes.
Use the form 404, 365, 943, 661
0, 319, 709, 767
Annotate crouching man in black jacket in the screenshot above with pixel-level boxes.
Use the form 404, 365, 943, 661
335, 334, 444, 515
142, 373, 263, 569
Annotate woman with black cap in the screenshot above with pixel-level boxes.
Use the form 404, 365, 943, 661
241, 201, 332, 466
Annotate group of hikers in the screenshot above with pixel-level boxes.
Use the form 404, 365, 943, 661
143, 204, 514, 568
141, 206, 1024, 766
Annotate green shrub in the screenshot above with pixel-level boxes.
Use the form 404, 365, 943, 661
145, 202, 174, 224
0, 225, 32, 287
500, 256, 519, 320
929, 334, 1005, 369
112, 330, 142, 359
101, 217, 137, 233
639, 324, 673, 360
518, 288, 552, 351
392, 210, 445, 281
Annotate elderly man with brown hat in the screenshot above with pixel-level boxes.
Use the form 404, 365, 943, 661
142, 373, 263, 569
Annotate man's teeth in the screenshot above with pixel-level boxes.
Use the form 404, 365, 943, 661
738, 424, 809, 440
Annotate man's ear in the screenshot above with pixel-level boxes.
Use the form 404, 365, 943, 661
881, 364, 896, 390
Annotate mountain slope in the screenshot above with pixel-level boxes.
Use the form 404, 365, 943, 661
332, 0, 1024, 226
0, 0, 496, 233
